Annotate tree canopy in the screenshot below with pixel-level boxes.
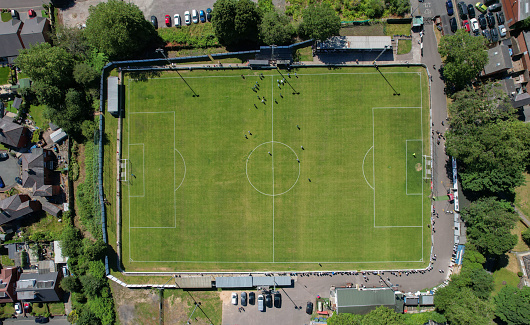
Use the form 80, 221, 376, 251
446, 85, 530, 192
362, 306, 405, 324
438, 29, 488, 89
450, 268, 494, 300
434, 286, 494, 325
461, 197, 518, 256
327, 312, 362, 325
494, 286, 530, 325
259, 10, 295, 45
299, 3, 341, 41
84, 0, 157, 59
212, 0, 261, 46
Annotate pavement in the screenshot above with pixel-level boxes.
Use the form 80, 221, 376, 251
2, 316, 69, 324
1, 0, 47, 11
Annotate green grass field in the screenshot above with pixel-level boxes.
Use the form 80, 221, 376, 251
118, 67, 431, 272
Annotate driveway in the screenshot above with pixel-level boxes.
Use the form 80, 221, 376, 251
0, 154, 20, 189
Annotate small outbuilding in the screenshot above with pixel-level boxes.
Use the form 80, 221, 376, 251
107, 76, 120, 116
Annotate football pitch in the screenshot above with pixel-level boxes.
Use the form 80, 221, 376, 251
120, 66, 431, 272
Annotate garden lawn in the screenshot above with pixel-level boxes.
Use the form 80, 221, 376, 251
398, 39, 412, 55
114, 67, 430, 271
0, 67, 9, 84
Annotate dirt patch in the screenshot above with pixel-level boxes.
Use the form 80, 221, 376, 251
507, 253, 522, 274
110, 281, 159, 325
415, 163, 422, 171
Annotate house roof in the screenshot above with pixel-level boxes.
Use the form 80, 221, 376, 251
0, 267, 18, 303
17, 271, 61, 302
20, 17, 48, 49
483, 45, 513, 76
335, 288, 397, 314
0, 116, 27, 147
20, 148, 55, 192
0, 194, 38, 225
40, 201, 61, 217
0, 20, 23, 58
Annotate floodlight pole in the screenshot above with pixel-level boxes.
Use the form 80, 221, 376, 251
373, 46, 400, 96
186, 302, 200, 325
156, 48, 199, 97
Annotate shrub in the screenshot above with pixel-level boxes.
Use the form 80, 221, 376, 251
158, 24, 219, 48
522, 227, 530, 246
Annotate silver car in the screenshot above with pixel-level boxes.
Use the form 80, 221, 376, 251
498, 24, 506, 37
192, 9, 199, 24
184, 11, 191, 25
258, 294, 265, 312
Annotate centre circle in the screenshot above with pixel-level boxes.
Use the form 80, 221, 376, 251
246, 141, 300, 196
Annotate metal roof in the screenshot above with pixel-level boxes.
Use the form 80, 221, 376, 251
215, 276, 253, 288
420, 294, 434, 305
252, 276, 291, 287
317, 36, 392, 51
336, 288, 397, 314
107, 76, 119, 113
174, 277, 212, 288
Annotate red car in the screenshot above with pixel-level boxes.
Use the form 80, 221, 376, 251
28, 9, 36, 18
165, 15, 171, 26
462, 20, 470, 32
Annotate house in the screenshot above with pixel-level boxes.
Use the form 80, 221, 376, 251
0, 19, 24, 63
19, 17, 50, 49
482, 44, 513, 77
16, 271, 63, 302
0, 267, 19, 303
0, 194, 41, 225
0, 116, 31, 148
331, 287, 404, 314
20, 148, 59, 197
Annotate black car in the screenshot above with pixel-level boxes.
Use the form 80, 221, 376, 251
483, 29, 492, 43
450, 17, 458, 33
265, 294, 272, 308
274, 293, 281, 308
496, 12, 505, 24
486, 12, 495, 28
484, 0, 497, 5
0, 176, 4, 188
467, 4, 476, 18
0, 152, 8, 160
458, 1, 468, 19
150, 16, 158, 29
306, 301, 313, 314
241, 292, 247, 306
206, 8, 212, 21
249, 292, 255, 305
491, 27, 499, 42
35, 316, 49, 323
478, 14, 487, 29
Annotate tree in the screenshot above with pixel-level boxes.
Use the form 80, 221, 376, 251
451, 268, 494, 300
461, 197, 518, 256
461, 246, 486, 270
51, 25, 91, 59
299, 3, 341, 41
60, 225, 83, 257
60, 276, 82, 293
212, 0, 261, 46
365, 0, 386, 18
494, 286, 530, 325
434, 286, 494, 325
15, 43, 75, 88
327, 312, 362, 325
77, 306, 102, 325
84, 0, 158, 59
73, 62, 100, 88
388, 0, 411, 17
260, 10, 295, 45
80, 274, 105, 298
522, 227, 530, 246
446, 85, 530, 192
362, 306, 405, 324
438, 29, 488, 89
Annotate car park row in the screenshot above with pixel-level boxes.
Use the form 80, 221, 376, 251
231, 291, 285, 312
150, 8, 212, 29
446, 0, 506, 44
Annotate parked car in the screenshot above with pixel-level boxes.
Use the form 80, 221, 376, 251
274, 293, 281, 308
496, 11, 505, 24
462, 19, 471, 32
258, 294, 265, 312
231, 292, 238, 305
241, 292, 247, 306
15, 177, 22, 185
35, 316, 49, 323
28, 9, 36, 18
491, 27, 499, 42
165, 15, 171, 27
14, 303, 22, 314
446, 0, 454, 15
0, 152, 8, 160
174, 14, 181, 27
450, 17, 458, 32
499, 24, 506, 37
476, 2, 488, 13
150, 16, 158, 29
184, 11, 191, 25
483, 29, 492, 42
458, 1, 468, 19
486, 12, 495, 28
249, 292, 255, 305
206, 8, 212, 21
62, 265, 69, 277
479, 14, 487, 29
471, 18, 480, 34
199, 10, 206, 23
484, 0, 497, 5
265, 293, 272, 308
0, 176, 4, 188
192, 9, 198, 24
306, 301, 313, 314
11, 10, 19, 19
488, 3, 502, 11
467, 4, 476, 18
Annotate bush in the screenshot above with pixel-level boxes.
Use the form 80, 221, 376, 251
158, 24, 219, 48
522, 227, 530, 246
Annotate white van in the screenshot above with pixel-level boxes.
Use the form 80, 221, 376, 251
258, 294, 265, 312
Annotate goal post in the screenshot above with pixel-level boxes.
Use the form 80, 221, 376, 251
120, 159, 128, 182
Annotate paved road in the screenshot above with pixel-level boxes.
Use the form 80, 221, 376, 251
1, 0, 47, 10
2, 316, 69, 324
